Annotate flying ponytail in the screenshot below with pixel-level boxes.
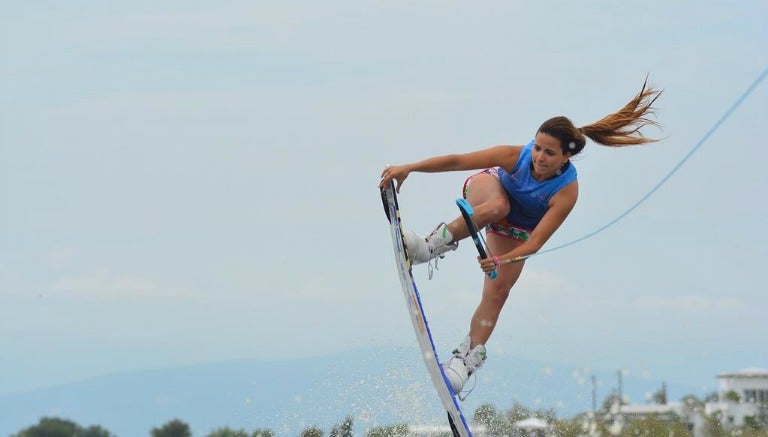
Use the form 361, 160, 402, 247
538, 78, 662, 155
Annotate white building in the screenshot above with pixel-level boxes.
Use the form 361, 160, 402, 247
606, 368, 768, 437
617, 402, 705, 435
408, 420, 553, 437
512, 417, 552, 436
705, 367, 768, 428
408, 423, 487, 437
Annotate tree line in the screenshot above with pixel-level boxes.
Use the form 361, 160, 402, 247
9, 418, 277, 437
11, 391, 768, 437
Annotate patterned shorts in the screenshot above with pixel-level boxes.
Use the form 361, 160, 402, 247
462, 168, 531, 243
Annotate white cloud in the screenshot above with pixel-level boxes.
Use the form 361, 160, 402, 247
516, 268, 570, 295
39, 247, 81, 267
50, 273, 199, 301
631, 294, 746, 313
29, 4, 312, 52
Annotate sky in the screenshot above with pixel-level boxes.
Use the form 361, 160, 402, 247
1, 0, 766, 409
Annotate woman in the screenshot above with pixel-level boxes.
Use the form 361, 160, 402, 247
378, 80, 661, 394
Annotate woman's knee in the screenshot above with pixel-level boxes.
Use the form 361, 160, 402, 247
465, 174, 506, 202
483, 196, 510, 222
482, 284, 511, 306
468, 191, 509, 223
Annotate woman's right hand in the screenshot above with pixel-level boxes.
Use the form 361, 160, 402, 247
379, 164, 410, 192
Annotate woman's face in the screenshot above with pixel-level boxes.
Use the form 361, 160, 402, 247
531, 132, 571, 180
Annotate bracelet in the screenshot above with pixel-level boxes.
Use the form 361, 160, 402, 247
493, 256, 511, 266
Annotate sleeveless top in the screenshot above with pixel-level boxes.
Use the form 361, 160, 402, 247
497, 139, 577, 230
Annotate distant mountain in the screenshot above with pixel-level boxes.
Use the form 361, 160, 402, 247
0, 347, 703, 437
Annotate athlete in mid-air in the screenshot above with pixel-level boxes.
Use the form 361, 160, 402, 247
379, 79, 662, 393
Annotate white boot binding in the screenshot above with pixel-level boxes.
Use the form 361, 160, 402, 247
443, 336, 487, 400
403, 223, 458, 279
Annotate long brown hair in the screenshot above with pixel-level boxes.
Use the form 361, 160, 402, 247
538, 78, 662, 156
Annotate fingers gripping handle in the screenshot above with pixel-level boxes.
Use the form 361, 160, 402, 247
456, 198, 497, 279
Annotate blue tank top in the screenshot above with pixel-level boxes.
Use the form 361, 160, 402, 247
497, 139, 577, 230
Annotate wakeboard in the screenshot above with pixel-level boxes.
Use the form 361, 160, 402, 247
380, 181, 472, 437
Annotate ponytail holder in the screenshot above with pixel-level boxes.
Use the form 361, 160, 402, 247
568, 141, 576, 150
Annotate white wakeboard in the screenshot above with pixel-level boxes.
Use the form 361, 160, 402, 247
380, 182, 472, 437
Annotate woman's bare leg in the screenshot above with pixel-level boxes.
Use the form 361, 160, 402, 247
468, 232, 525, 347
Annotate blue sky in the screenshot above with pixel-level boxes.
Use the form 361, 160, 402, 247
1, 0, 766, 408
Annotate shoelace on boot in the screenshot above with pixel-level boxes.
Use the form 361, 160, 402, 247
427, 254, 439, 280
457, 372, 478, 401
